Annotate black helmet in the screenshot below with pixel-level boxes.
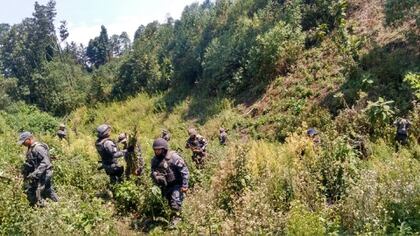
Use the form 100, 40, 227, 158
153, 138, 169, 150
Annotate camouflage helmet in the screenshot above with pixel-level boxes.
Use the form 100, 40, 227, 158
97, 124, 111, 138
162, 129, 168, 134
152, 138, 169, 150
17, 131, 33, 145
307, 128, 318, 137
188, 128, 197, 136
118, 133, 127, 143
59, 123, 66, 128
219, 127, 225, 133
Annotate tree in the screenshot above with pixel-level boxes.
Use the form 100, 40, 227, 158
134, 25, 145, 41
0, 23, 10, 43
86, 25, 111, 68
59, 20, 69, 42
109, 32, 131, 57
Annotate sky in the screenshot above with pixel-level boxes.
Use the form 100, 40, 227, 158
0, 0, 202, 45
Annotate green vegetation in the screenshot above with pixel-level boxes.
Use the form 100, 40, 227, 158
0, 0, 419, 235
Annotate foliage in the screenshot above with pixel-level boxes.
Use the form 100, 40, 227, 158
404, 72, 420, 100
0, 0, 419, 234
86, 25, 111, 68
363, 97, 395, 136
384, 0, 419, 26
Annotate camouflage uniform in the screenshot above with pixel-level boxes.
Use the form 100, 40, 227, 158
151, 138, 189, 224
22, 142, 59, 206
307, 128, 321, 145
57, 124, 67, 141
185, 129, 208, 168
219, 128, 228, 145
393, 118, 411, 145
96, 137, 125, 184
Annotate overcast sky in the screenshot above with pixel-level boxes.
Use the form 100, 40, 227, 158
0, 0, 202, 45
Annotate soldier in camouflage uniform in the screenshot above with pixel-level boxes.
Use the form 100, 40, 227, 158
185, 128, 208, 168
307, 128, 321, 145
117, 133, 144, 177
393, 118, 411, 145
219, 128, 228, 145
161, 129, 171, 141
95, 124, 125, 184
56, 123, 67, 141
151, 138, 189, 227
18, 131, 59, 207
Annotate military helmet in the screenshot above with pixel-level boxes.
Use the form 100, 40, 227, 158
59, 123, 66, 128
162, 129, 168, 134
17, 131, 33, 145
188, 128, 197, 136
97, 124, 111, 138
152, 138, 169, 150
219, 127, 225, 132
118, 133, 127, 143
307, 128, 318, 137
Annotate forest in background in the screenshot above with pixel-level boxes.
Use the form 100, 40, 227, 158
0, 0, 419, 234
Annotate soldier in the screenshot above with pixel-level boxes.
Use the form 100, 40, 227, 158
95, 124, 125, 184
161, 129, 171, 141
57, 123, 67, 141
117, 133, 144, 177
185, 128, 208, 168
219, 128, 228, 145
17, 131, 59, 207
349, 134, 369, 159
393, 118, 411, 145
307, 128, 321, 144
151, 138, 189, 227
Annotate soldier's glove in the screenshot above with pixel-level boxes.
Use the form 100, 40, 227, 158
154, 175, 167, 187
26, 173, 38, 180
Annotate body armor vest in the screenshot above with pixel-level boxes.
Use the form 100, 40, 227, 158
96, 138, 116, 165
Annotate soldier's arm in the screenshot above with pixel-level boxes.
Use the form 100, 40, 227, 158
104, 140, 125, 158
200, 137, 208, 149
173, 154, 189, 188
150, 159, 161, 184
32, 146, 51, 178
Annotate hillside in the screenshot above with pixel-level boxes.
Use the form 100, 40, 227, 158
0, 0, 419, 235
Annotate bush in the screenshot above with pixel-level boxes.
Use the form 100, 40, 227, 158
247, 21, 305, 81
285, 201, 327, 236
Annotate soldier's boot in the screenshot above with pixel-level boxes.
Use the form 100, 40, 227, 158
168, 211, 182, 229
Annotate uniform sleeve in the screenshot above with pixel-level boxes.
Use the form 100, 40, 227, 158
32, 145, 52, 178
104, 140, 125, 158
200, 136, 208, 148
150, 158, 159, 184
172, 154, 189, 188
